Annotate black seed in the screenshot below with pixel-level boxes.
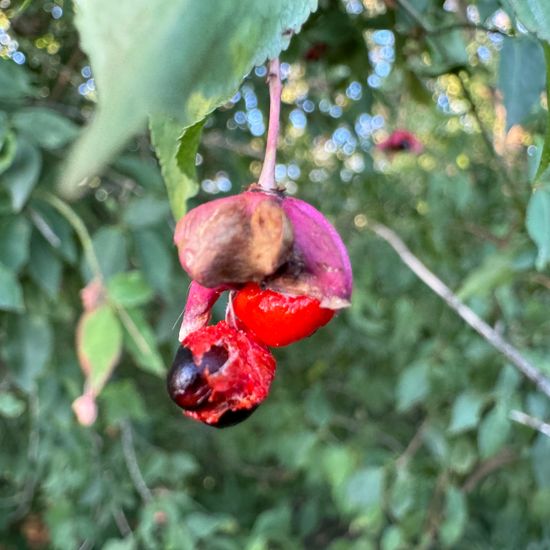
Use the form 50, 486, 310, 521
198, 345, 229, 375
167, 346, 211, 410
209, 406, 259, 429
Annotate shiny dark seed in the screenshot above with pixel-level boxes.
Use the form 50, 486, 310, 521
210, 406, 258, 429
167, 346, 211, 410
198, 346, 228, 374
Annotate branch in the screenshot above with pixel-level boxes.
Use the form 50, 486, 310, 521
462, 448, 517, 493
258, 58, 281, 192
510, 410, 550, 438
121, 421, 153, 503
37, 191, 103, 282
365, 219, 550, 399
395, 419, 427, 470
427, 22, 511, 38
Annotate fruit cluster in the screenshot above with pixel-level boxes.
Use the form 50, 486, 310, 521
167, 185, 352, 428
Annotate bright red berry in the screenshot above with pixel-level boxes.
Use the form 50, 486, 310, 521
167, 321, 276, 428
232, 283, 335, 347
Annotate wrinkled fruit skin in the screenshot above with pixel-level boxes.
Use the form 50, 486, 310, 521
174, 189, 293, 288
232, 283, 334, 347
167, 321, 276, 428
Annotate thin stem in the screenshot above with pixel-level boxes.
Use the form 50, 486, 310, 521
427, 22, 510, 37
37, 191, 103, 282
258, 58, 282, 192
510, 410, 550, 438
461, 448, 517, 493
365, 219, 550, 399
121, 421, 153, 503
396, 419, 427, 470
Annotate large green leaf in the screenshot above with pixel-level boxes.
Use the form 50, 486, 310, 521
498, 37, 545, 130
506, 0, 550, 43
61, 0, 317, 197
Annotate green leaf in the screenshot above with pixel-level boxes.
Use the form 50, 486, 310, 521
498, 37, 545, 130
133, 229, 173, 296
61, 0, 317, 195
114, 155, 164, 190
0, 137, 42, 211
122, 195, 171, 228
0, 215, 31, 272
28, 232, 63, 298
457, 252, 516, 299
101, 540, 136, 550
252, 506, 291, 539
380, 526, 404, 550
0, 392, 26, 418
449, 439, 477, 474
82, 226, 127, 281
120, 308, 165, 376
506, 0, 550, 43
448, 391, 485, 434
0, 58, 32, 99
31, 200, 78, 264
535, 43, 550, 181
3, 314, 52, 392
304, 383, 333, 426
186, 513, 236, 541
396, 362, 430, 412
439, 486, 467, 547
477, 403, 511, 459
389, 472, 416, 520
0, 131, 17, 176
345, 467, 385, 509
77, 304, 123, 394
0, 263, 24, 312
99, 379, 147, 424
477, 0, 500, 21
532, 433, 550, 488
150, 118, 204, 220
526, 187, 550, 270
107, 271, 154, 307
12, 108, 79, 150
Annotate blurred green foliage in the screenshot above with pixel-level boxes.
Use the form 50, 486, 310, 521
1, 0, 550, 548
